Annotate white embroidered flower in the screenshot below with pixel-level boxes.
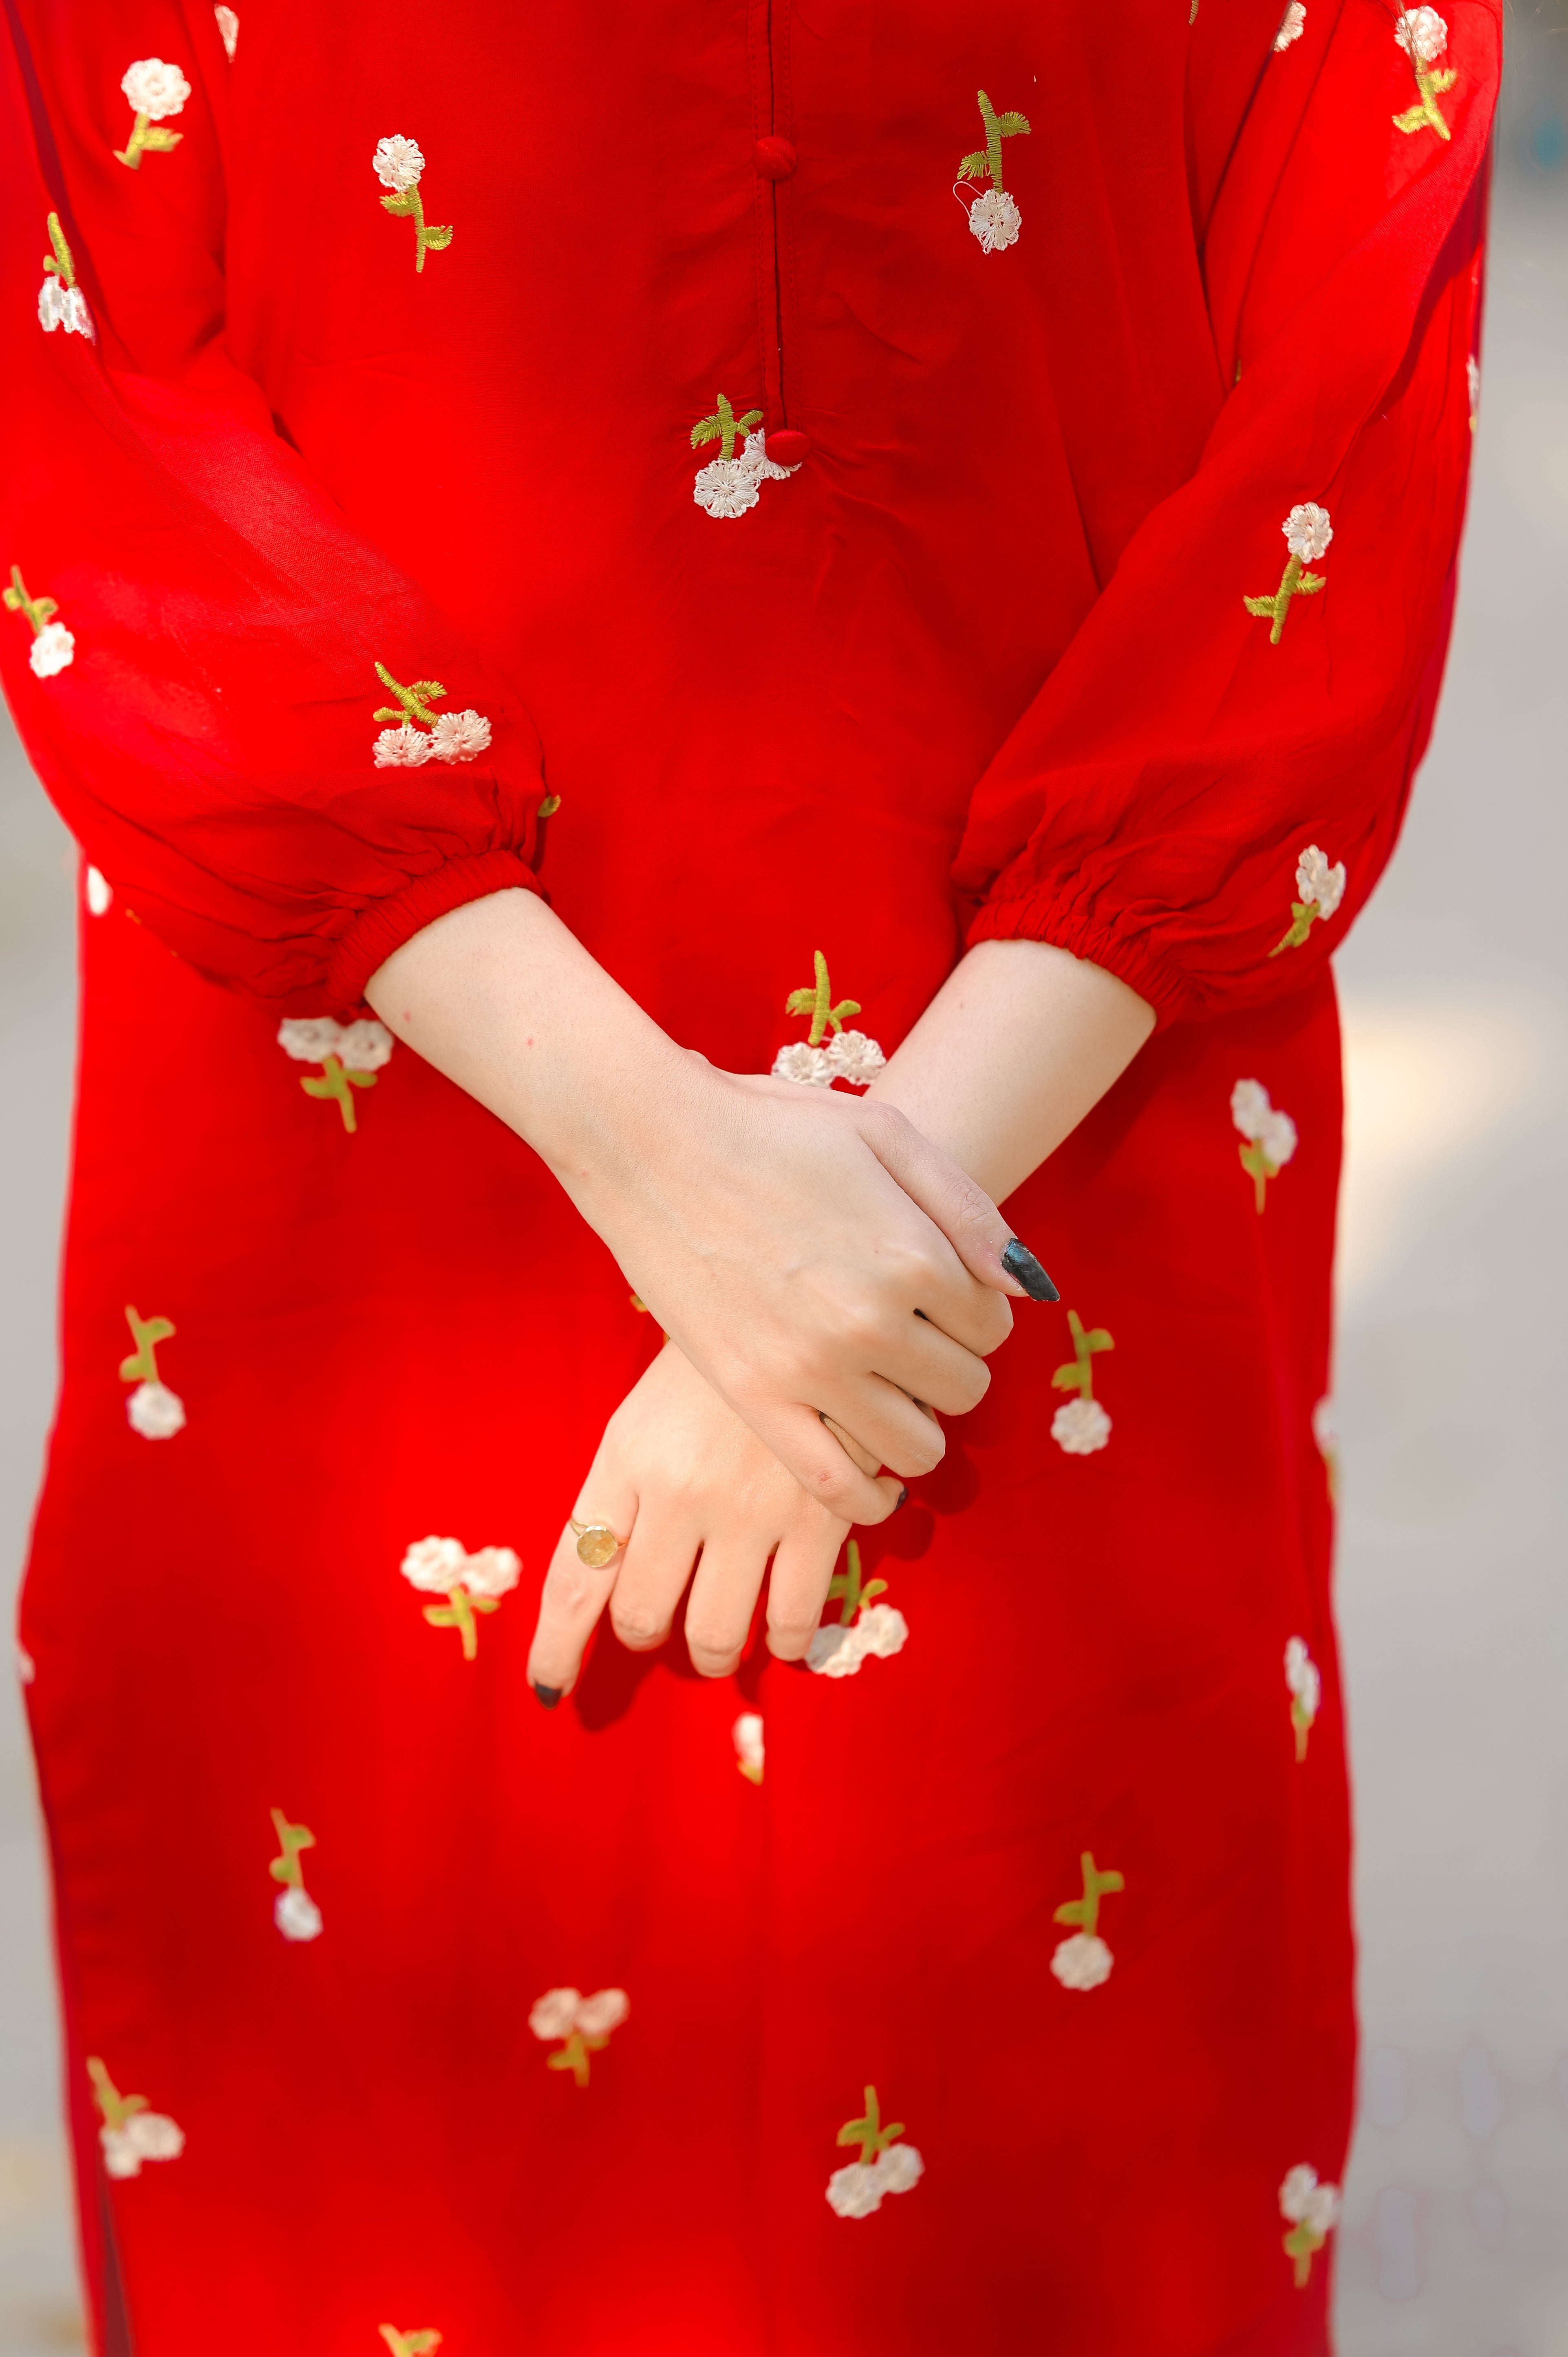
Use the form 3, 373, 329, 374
85, 867, 112, 915
274, 1885, 323, 1942
1274, 2, 1306, 46
459, 1545, 522, 1600
1280, 2163, 1342, 2233
126, 1381, 185, 1441
733, 1712, 765, 1780
1467, 354, 1480, 422
574, 1987, 630, 2037
1295, 843, 1345, 917
102, 2111, 185, 2178
214, 6, 239, 60
15, 1641, 36, 1685
694, 457, 762, 520
276, 1016, 394, 1072
968, 187, 1022, 253
807, 1602, 909, 1679
737, 428, 798, 482
1050, 1931, 1114, 1990
1312, 1396, 1336, 1456
826, 2143, 925, 2218
373, 721, 436, 767
1282, 502, 1333, 563
38, 277, 95, 340
1051, 1396, 1111, 1456
1284, 1635, 1322, 1717
1231, 1079, 1297, 1167
399, 1535, 469, 1594
772, 1042, 832, 1086
373, 135, 425, 193
529, 1986, 628, 2041
121, 59, 191, 119
1229, 1078, 1271, 1140
430, 708, 492, 763
528, 1987, 582, 2042
1394, 6, 1448, 61
29, 621, 75, 678
399, 1534, 518, 1599
824, 1030, 887, 1087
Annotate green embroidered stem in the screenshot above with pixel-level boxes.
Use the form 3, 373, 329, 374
379, 2330, 443, 2357
1238, 1138, 1284, 1212
300, 1053, 377, 1133
113, 113, 183, 170
1053, 1850, 1125, 1940
119, 1305, 174, 1386
42, 214, 78, 287
547, 2030, 609, 2087
1283, 2221, 1325, 2286
1268, 898, 1321, 957
268, 1808, 316, 1891
1291, 1695, 1314, 1764
1243, 552, 1325, 644
785, 950, 861, 1045
422, 1585, 499, 1659
372, 661, 448, 728
86, 2057, 148, 2133
691, 394, 764, 464
837, 2085, 904, 2168
957, 91, 1032, 190
1051, 1310, 1114, 1403
538, 793, 561, 818
1394, 66, 1457, 139
380, 183, 455, 270
826, 1538, 887, 1627
3, 566, 57, 637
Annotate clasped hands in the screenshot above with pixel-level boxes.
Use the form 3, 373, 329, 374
525, 1065, 1037, 1701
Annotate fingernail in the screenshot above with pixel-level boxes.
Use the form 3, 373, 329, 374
1001, 1238, 1060, 1302
533, 1683, 562, 1710
895, 1486, 909, 1510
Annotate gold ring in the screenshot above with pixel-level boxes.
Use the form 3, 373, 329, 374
569, 1518, 627, 1569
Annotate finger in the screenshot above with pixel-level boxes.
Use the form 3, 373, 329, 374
858, 1103, 1058, 1309
609, 1513, 704, 1655
735, 1394, 905, 1524
813, 1375, 946, 1482
819, 1414, 883, 1478
765, 1518, 849, 1662
868, 1317, 993, 1419
682, 1539, 775, 1678
526, 1468, 639, 1701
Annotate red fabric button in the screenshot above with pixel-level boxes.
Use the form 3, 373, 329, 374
753, 137, 797, 181
766, 429, 809, 466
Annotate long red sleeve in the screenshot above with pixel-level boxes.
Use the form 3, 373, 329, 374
0, 0, 547, 1013
957, 0, 1498, 1026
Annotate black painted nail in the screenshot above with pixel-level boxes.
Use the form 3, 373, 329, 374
895, 1486, 909, 1510
1001, 1238, 1061, 1302
533, 1683, 562, 1710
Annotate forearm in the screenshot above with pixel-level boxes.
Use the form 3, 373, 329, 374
866, 941, 1155, 1203
365, 887, 697, 1204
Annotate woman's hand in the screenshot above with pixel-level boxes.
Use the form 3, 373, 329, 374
369, 890, 1033, 1523
526, 1341, 861, 1698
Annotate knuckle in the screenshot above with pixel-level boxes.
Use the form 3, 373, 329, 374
542, 1558, 593, 1615
887, 1427, 945, 1480
685, 1620, 743, 1668
609, 1603, 666, 1649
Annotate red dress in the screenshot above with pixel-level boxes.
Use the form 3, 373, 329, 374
1, 2, 1495, 2350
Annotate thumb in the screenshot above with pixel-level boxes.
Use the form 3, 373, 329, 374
858, 1104, 1059, 1302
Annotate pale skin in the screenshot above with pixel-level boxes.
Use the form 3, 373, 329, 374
367, 894, 1153, 1694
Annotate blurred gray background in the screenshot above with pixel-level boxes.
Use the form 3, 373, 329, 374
2, 9, 1565, 2346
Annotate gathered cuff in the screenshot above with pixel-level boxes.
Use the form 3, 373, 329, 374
326, 849, 543, 1012
966, 886, 1194, 1031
